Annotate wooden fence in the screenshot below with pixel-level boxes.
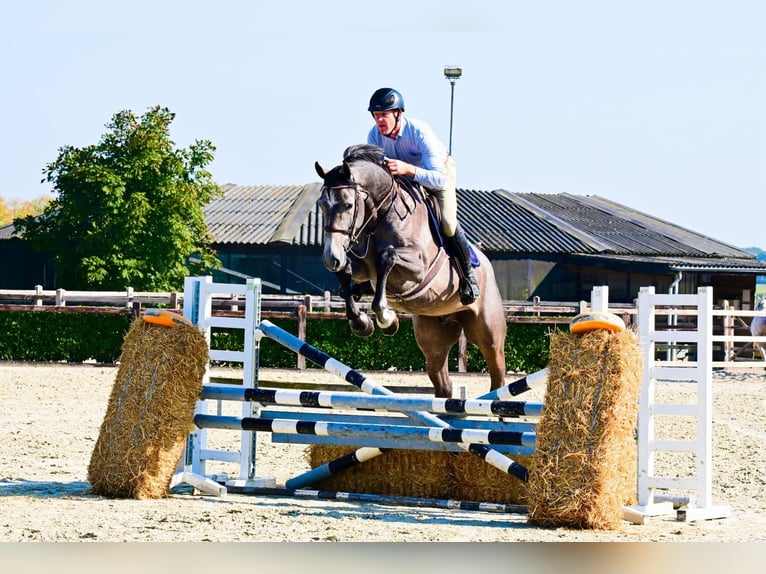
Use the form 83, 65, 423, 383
0, 286, 599, 322
1, 286, 763, 368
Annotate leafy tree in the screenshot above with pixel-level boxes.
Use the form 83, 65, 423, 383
0, 196, 51, 227
14, 106, 220, 290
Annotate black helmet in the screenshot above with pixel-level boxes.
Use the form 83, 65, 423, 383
368, 88, 405, 113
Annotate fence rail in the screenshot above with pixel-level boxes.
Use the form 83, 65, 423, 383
0, 286, 602, 323
1, 286, 764, 367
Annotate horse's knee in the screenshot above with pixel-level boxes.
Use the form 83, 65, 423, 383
376, 246, 396, 268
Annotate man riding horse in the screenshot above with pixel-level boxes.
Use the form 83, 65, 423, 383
366, 87, 480, 305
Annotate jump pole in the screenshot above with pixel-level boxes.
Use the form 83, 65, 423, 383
199, 385, 544, 417
257, 319, 530, 487
476, 368, 548, 400
194, 414, 538, 447
223, 486, 528, 516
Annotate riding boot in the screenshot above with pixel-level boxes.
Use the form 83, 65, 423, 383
445, 228, 480, 305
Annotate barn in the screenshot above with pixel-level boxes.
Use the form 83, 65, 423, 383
203, 183, 766, 307
3, 182, 765, 308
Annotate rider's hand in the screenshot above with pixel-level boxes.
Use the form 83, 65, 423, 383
385, 159, 415, 177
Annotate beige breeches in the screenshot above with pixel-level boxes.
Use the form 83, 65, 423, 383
429, 155, 458, 237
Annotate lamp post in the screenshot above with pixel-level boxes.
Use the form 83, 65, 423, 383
444, 65, 462, 155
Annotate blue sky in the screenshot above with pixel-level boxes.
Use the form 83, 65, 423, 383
2, 1, 765, 248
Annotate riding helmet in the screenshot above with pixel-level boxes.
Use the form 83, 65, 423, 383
368, 88, 405, 113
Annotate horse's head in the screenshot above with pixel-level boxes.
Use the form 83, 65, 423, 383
314, 145, 392, 273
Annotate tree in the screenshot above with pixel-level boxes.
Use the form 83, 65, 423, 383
14, 106, 221, 291
0, 196, 51, 227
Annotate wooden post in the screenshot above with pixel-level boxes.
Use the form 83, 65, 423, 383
458, 331, 467, 373
723, 300, 733, 361
297, 304, 307, 370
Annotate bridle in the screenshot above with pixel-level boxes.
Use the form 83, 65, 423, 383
322, 169, 398, 254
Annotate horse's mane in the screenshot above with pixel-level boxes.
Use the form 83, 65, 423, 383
343, 144, 385, 165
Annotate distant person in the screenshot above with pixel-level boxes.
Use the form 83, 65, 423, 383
366, 87, 480, 305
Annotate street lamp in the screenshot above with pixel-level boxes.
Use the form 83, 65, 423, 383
444, 65, 462, 155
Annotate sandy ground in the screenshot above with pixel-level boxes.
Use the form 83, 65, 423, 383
1, 361, 765, 545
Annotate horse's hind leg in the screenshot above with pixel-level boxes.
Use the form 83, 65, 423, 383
413, 315, 462, 398
460, 312, 508, 392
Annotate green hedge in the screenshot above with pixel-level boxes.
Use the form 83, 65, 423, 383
221, 317, 557, 374
0, 311, 132, 364
0, 311, 559, 374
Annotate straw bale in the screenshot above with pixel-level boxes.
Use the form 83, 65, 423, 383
449, 452, 533, 505
527, 328, 641, 529
88, 319, 208, 499
306, 446, 453, 499
307, 445, 532, 505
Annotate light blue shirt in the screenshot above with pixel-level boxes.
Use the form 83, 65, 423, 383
367, 115, 448, 190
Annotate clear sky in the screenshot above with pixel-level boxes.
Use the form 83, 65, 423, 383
2, 1, 765, 248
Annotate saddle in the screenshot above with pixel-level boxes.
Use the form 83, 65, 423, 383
395, 177, 478, 267
394, 177, 445, 247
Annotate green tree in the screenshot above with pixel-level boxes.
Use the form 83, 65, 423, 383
14, 106, 220, 290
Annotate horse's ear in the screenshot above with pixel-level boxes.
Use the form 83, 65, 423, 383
314, 161, 326, 179
342, 161, 352, 179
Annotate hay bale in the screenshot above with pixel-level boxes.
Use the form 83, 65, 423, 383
307, 445, 533, 505
306, 445, 453, 499
527, 328, 641, 529
88, 319, 208, 499
449, 452, 533, 505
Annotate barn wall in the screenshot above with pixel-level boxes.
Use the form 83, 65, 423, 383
0, 239, 53, 289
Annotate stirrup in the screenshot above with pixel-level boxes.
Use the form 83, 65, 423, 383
459, 279, 480, 305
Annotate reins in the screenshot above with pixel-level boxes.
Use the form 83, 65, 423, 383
323, 171, 398, 258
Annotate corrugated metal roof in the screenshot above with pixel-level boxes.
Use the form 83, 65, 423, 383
572, 253, 766, 273
203, 183, 764, 270
7, 183, 763, 272
456, 189, 755, 260
203, 183, 323, 245
458, 189, 595, 253
0, 223, 15, 240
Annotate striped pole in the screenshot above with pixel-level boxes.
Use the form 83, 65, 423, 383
222, 485, 528, 516
200, 385, 544, 418
477, 368, 549, 401
257, 320, 530, 484
194, 414, 538, 447
283, 446, 387, 490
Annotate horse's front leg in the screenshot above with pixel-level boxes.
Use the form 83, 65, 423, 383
336, 270, 374, 337
371, 246, 399, 336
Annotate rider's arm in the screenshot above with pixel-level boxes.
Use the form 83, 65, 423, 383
400, 119, 448, 190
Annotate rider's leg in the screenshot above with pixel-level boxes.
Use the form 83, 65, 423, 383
433, 157, 480, 305
444, 226, 480, 305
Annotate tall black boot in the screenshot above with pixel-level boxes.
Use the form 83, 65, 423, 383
445, 227, 480, 305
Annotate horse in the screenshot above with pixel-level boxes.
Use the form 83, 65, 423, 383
314, 144, 508, 398
750, 295, 766, 363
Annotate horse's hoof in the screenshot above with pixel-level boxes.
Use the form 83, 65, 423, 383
350, 315, 374, 337
381, 320, 399, 336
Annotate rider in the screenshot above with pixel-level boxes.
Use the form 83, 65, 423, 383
366, 87, 480, 305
